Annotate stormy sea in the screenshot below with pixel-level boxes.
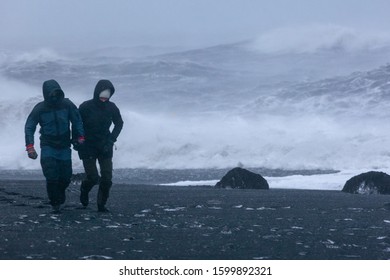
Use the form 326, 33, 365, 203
1, 26, 390, 259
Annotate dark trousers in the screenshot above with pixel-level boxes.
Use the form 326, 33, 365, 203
81, 157, 113, 206
41, 157, 72, 206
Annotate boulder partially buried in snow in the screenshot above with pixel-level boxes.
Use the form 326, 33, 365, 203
215, 167, 269, 189
342, 171, 390, 195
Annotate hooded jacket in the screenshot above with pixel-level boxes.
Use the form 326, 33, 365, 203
78, 80, 123, 157
25, 79, 84, 149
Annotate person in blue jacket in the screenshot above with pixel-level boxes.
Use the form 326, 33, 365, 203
25, 79, 85, 213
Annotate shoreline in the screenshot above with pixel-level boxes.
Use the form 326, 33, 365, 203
0, 167, 339, 181
0, 168, 346, 191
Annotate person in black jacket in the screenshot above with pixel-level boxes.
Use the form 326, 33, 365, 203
78, 79, 123, 212
25, 79, 85, 213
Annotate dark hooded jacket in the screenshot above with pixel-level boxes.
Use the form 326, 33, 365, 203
78, 80, 123, 159
25, 79, 84, 149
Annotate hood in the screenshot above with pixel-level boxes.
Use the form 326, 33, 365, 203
42, 79, 64, 105
93, 79, 115, 101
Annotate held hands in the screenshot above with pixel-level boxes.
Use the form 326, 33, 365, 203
26, 144, 38, 160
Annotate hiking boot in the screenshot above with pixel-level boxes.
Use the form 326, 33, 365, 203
59, 181, 69, 205
97, 205, 109, 213
80, 187, 89, 207
51, 205, 61, 214
59, 189, 66, 205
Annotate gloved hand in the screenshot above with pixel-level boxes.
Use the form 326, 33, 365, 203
78, 136, 85, 144
73, 136, 85, 151
26, 144, 38, 160
102, 139, 114, 155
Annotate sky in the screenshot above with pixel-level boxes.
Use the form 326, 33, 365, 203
2, 0, 390, 52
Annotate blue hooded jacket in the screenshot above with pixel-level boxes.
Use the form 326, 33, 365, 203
25, 79, 84, 149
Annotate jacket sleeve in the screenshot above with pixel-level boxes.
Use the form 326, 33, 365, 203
68, 101, 85, 139
110, 104, 124, 142
24, 105, 40, 147
78, 103, 87, 122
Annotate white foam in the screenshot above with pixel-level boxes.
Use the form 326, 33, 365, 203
159, 169, 384, 191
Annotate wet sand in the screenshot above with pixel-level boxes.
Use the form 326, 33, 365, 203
0, 180, 389, 260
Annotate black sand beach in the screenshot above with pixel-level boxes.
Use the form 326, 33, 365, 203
0, 180, 389, 260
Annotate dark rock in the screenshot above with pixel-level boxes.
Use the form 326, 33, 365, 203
342, 171, 390, 195
215, 167, 269, 189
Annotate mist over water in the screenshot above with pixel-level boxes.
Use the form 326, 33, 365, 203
2, 25, 390, 173
252, 25, 390, 54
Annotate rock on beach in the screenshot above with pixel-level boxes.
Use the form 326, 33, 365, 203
215, 167, 269, 189
342, 171, 390, 195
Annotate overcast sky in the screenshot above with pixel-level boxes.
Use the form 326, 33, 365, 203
1, 0, 390, 52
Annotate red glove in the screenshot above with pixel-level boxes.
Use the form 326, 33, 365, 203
26, 144, 38, 160
78, 136, 85, 144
